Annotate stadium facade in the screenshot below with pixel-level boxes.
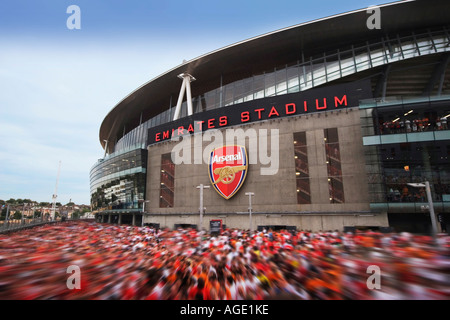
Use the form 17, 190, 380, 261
91, 0, 450, 233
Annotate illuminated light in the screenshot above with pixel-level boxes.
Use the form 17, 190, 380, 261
328, 178, 331, 182
393, 117, 400, 122
294, 141, 297, 144
324, 138, 327, 141
296, 189, 300, 192
444, 113, 450, 118
326, 161, 329, 164
404, 110, 413, 116
294, 156, 298, 159
404, 165, 410, 171
161, 182, 165, 185
161, 170, 165, 172
329, 198, 333, 201
296, 172, 300, 176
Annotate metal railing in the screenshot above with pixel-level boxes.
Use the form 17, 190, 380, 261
0, 217, 94, 233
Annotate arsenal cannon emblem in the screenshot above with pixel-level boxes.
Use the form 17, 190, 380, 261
208, 145, 248, 199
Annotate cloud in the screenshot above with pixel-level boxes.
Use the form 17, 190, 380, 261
0, 32, 226, 205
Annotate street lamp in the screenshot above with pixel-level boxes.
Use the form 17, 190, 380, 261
407, 181, 438, 238
142, 200, 150, 227
196, 184, 210, 231
245, 192, 255, 231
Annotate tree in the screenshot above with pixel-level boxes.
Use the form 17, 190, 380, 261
13, 211, 22, 220
34, 210, 41, 218
0, 207, 7, 220
72, 210, 81, 219
56, 202, 62, 207
39, 202, 50, 207
66, 202, 75, 206
6, 198, 15, 204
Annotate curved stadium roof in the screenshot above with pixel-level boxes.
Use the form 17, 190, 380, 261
99, 0, 450, 151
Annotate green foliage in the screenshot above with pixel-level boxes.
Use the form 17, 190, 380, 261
72, 210, 81, 219
13, 211, 22, 219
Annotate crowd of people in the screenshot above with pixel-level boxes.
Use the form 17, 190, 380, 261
380, 116, 448, 135
0, 221, 449, 300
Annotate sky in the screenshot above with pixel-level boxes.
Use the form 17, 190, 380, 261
0, 0, 392, 205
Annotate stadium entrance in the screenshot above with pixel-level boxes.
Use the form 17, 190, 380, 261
257, 225, 297, 232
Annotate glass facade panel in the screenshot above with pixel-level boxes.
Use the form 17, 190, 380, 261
372, 102, 450, 136
233, 80, 245, 104
375, 141, 450, 203
264, 72, 276, 97
253, 74, 265, 100
224, 83, 234, 106
90, 148, 147, 211
242, 78, 253, 102
286, 65, 299, 93
275, 69, 287, 95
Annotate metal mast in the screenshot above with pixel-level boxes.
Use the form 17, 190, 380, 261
51, 161, 61, 221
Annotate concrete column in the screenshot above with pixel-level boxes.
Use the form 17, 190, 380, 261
118, 213, 122, 225
108, 213, 111, 224
132, 213, 136, 226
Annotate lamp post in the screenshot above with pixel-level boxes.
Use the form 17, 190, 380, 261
22, 203, 27, 226
196, 184, 210, 231
142, 200, 150, 227
4, 204, 10, 230
245, 192, 255, 231
407, 181, 438, 238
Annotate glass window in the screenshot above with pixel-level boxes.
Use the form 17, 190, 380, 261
294, 132, 311, 204
243, 78, 253, 102
233, 80, 244, 104
287, 65, 299, 93
299, 62, 312, 91
205, 89, 219, 110
324, 128, 345, 203
223, 83, 234, 106
160, 153, 175, 208
253, 74, 265, 100
265, 71, 276, 97
275, 69, 287, 95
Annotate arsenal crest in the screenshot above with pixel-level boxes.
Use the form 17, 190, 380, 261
209, 145, 248, 200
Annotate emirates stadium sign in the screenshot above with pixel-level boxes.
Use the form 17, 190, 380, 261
147, 79, 372, 145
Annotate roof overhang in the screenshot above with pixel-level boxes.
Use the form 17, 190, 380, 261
99, 0, 450, 150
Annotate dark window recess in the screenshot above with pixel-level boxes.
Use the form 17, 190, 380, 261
160, 153, 175, 208
294, 132, 311, 204
324, 128, 345, 203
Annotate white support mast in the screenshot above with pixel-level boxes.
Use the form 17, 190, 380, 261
172, 73, 196, 121
51, 161, 62, 221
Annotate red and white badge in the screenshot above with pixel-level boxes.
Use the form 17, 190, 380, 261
208, 145, 248, 200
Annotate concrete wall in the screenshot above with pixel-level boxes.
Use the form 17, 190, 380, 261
144, 108, 389, 231
143, 213, 388, 232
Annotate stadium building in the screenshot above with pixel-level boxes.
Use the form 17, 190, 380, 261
91, 0, 450, 233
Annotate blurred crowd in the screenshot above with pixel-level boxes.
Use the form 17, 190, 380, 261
0, 221, 449, 300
